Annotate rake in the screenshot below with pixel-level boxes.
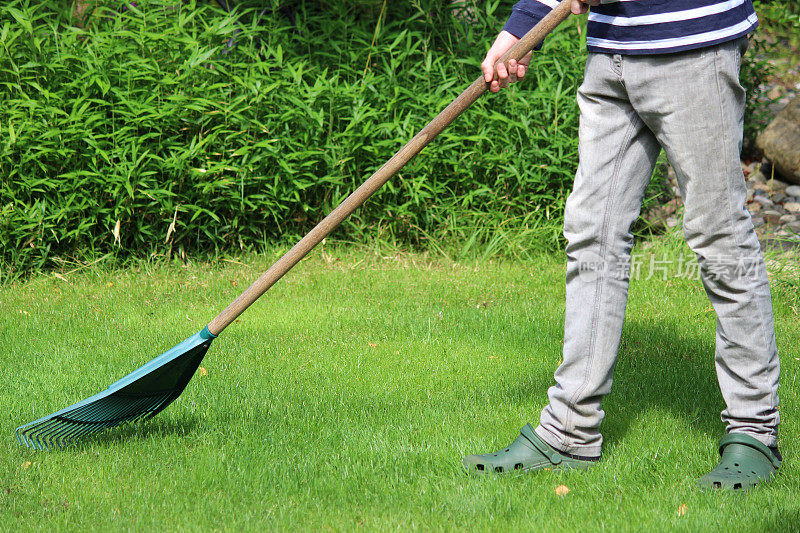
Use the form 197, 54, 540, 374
16, 0, 573, 450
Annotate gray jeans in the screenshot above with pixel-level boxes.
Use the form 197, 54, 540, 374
535, 37, 781, 456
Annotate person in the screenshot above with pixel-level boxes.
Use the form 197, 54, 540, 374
462, 0, 782, 491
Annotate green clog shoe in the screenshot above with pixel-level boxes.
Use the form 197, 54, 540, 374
699, 433, 782, 491
462, 424, 599, 474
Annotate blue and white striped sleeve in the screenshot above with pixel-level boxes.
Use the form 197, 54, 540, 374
501, 0, 556, 38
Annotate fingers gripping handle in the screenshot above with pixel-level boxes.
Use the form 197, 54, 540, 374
495, 0, 572, 69
206, 0, 572, 336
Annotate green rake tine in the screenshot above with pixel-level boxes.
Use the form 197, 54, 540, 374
56, 423, 103, 449
46, 400, 125, 436
24, 432, 39, 451
32, 427, 54, 451
19, 423, 49, 450
50, 422, 91, 449
29, 396, 151, 449
121, 398, 163, 424
127, 394, 166, 416
54, 400, 115, 423
45, 420, 82, 449
48, 412, 122, 445
49, 394, 171, 448
29, 419, 66, 450
139, 397, 173, 423
146, 392, 181, 419
60, 421, 116, 448
66, 401, 112, 420
21, 412, 87, 449
13, 429, 26, 448
141, 394, 171, 418
93, 396, 153, 420
16, 423, 40, 449
69, 396, 154, 427
65, 418, 128, 445
27, 431, 42, 450
15, 421, 35, 446
39, 419, 86, 449
51, 417, 117, 449
23, 427, 45, 450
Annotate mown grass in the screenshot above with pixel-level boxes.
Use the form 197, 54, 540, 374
2, 238, 798, 531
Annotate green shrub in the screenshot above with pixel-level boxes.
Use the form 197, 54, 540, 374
0, 0, 585, 276
4, 1, 781, 277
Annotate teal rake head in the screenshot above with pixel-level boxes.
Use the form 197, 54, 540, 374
16, 327, 216, 450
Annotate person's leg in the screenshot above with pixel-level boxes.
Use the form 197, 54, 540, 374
534, 53, 662, 457
464, 52, 662, 472
624, 38, 780, 452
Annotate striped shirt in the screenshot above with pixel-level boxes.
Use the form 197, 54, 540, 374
502, 0, 759, 55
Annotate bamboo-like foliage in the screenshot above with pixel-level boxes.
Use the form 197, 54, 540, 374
0, 0, 589, 276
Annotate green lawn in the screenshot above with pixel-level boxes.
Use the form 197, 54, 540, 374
2, 239, 798, 531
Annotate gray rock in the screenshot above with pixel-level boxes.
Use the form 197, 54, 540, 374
779, 214, 797, 224
785, 202, 800, 214
763, 210, 783, 224
767, 86, 785, 101
786, 220, 800, 234
752, 217, 766, 228
785, 185, 800, 197
773, 192, 787, 204
666, 216, 680, 228
752, 169, 768, 184
757, 96, 800, 184
772, 177, 791, 190
754, 195, 774, 207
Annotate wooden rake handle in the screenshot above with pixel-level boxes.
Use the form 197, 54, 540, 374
207, 0, 573, 335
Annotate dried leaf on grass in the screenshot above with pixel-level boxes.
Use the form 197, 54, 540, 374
677, 504, 688, 517
198, 367, 208, 376
555, 485, 570, 496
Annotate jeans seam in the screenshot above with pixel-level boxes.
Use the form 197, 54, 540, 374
712, 44, 777, 431
561, 110, 640, 448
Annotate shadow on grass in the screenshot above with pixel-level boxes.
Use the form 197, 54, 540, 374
602, 317, 726, 447
493, 316, 727, 446
759, 509, 800, 530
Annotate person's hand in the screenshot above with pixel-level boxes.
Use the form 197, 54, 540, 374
481, 31, 530, 93
571, 0, 600, 15
482, 1, 599, 93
